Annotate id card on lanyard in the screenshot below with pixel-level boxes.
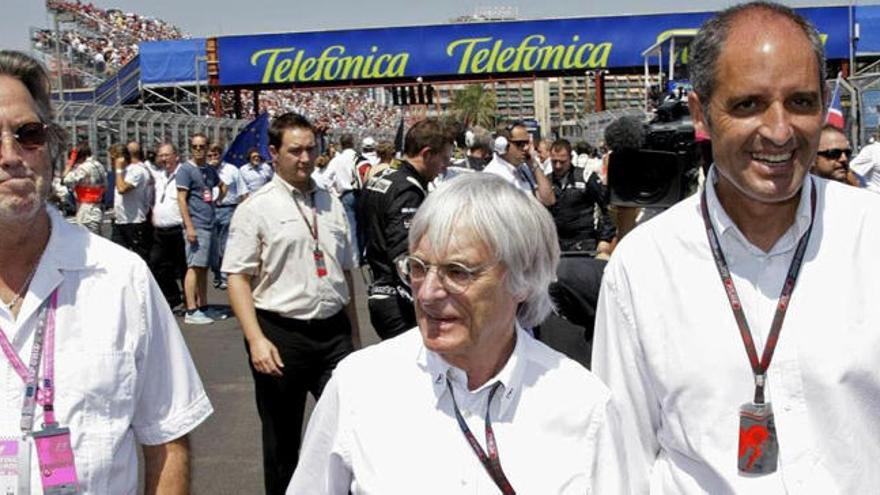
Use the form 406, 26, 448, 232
0, 290, 80, 494
291, 190, 328, 278
700, 179, 816, 475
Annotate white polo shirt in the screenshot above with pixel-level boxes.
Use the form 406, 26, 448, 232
0, 207, 213, 494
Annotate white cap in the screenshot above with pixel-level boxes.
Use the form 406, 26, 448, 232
362, 136, 376, 148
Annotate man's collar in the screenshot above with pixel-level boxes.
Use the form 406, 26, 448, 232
705, 165, 814, 254
419, 324, 528, 419
272, 173, 315, 196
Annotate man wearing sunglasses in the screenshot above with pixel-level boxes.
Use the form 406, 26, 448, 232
0, 50, 211, 494
811, 125, 860, 186
484, 121, 555, 206
177, 133, 222, 324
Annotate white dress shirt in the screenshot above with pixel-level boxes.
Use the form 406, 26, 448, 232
151, 164, 183, 228
484, 154, 536, 195
326, 148, 358, 194
593, 167, 880, 494
289, 326, 639, 494
0, 207, 213, 494
849, 141, 880, 193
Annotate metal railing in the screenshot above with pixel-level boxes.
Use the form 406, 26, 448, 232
54, 101, 248, 163
557, 108, 646, 145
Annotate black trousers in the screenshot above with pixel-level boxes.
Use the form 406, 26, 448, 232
111, 221, 152, 262
248, 309, 354, 495
148, 225, 186, 308
367, 292, 416, 340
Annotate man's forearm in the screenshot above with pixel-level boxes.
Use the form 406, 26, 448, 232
176, 191, 195, 231
143, 436, 190, 495
227, 273, 266, 344
533, 169, 556, 206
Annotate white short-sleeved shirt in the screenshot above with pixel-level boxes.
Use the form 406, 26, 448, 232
0, 207, 213, 494
289, 326, 641, 494
593, 168, 880, 494
114, 162, 153, 224
222, 175, 354, 320
215, 162, 249, 207
849, 141, 880, 193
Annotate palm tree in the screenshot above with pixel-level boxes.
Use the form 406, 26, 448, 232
450, 84, 496, 128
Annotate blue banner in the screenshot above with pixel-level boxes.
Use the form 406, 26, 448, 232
215, 7, 850, 87
223, 113, 270, 166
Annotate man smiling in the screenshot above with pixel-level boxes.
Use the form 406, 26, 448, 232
593, 2, 880, 492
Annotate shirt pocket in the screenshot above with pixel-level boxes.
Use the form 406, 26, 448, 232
54, 349, 136, 493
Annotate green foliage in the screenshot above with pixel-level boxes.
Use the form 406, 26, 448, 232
450, 84, 496, 128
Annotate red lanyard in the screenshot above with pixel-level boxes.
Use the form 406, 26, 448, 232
447, 379, 516, 495
700, 181, 816, 404
291, 190, 319, 244
0, 289, 59, 431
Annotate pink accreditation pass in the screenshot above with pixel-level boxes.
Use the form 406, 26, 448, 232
32, 425, 79, 494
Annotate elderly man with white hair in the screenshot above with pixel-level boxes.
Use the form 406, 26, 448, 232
288, 173, 638, 494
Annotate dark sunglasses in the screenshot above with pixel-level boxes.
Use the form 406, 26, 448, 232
817, 148, 852, 160
191, 144, 207, 150
509, 139, 530, 148
6, 122, 48, 148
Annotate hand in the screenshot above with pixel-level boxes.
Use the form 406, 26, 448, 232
248, 337, 284, 376
185, 226, 197, 244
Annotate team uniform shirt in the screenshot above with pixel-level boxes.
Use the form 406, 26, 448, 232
239, 161, 274, 194
546, 166, 615, 253
359, 161, 429, 288
222, 175, 354, 320
288, 326, 639, 494
175, 161, 220, 230
0, 207, 213, 494
484, 154, 537, 195
113, 162, 153, 224
61, 157, 107, 229
849, 141, 880, 193
152, 164, 183, 228
593, 167, 880, 494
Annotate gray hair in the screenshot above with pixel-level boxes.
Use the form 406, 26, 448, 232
408, 173, 559, 328
0, 51, 65, 162
690, 1, 827, 111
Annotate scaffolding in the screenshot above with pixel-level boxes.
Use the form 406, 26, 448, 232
558, 108, 646, 146
54, 102, 248, 162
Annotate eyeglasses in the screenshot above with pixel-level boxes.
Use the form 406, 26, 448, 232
397, 256, 497, 294
250, 155, 261, 160
191, 144, 207, 150
817, 148, 852, 160
2, 122, 48, 149
509, 140, 530, 149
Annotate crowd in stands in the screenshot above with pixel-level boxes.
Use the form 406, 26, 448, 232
36, 1, 184, 74
222, 89, 401, 136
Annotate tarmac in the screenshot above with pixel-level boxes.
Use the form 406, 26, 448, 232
143, 269, 380, 493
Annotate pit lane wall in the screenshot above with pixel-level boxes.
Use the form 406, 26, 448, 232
206, 6, 849, 89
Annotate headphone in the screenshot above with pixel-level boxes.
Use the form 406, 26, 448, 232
494, 120, 525, 155
494, 135, 508, 155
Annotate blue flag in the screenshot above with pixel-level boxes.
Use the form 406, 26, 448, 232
223, 112, 270, 166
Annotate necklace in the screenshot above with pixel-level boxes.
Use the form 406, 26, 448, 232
2, 221, 52, 308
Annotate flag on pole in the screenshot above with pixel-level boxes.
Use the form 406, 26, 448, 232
825, 73, 845, 130
223, 112, 270, 166
393, 115, 406, 154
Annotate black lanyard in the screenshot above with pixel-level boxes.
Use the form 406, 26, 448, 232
700, 179, 817, 404
447, 379, 516, 495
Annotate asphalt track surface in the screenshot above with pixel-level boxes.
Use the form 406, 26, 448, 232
142, 270, 380, 494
